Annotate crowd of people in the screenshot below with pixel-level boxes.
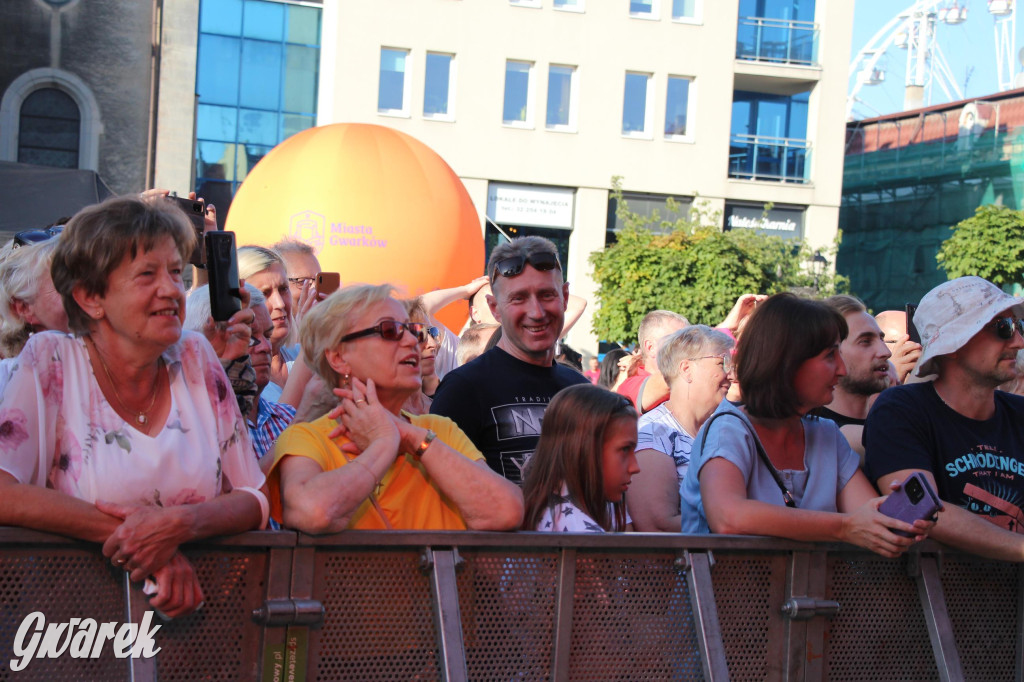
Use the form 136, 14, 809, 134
1, 191, 1023, 619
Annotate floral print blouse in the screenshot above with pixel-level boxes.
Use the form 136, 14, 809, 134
0, 331, 265, 508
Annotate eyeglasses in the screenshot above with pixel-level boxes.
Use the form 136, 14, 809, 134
14, 226, 63, 247
690, 352, 734, 373
989, 316, 1024, 340
340, 320, 426, 344
426, 326, 440, 341
287, 276, 314, 289
490, 251, 561, 282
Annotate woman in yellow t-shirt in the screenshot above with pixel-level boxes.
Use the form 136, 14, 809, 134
267, 283, 523, 532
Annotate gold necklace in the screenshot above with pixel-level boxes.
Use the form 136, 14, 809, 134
88, 337, 162, 426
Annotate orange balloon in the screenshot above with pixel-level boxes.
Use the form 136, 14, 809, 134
225, 123, 483, 331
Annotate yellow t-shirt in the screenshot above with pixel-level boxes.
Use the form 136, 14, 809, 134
267, 412, 484, 530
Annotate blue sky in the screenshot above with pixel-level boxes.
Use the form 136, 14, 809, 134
849, 0, 1021, 119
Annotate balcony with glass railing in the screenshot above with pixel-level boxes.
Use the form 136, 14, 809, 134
729, 134, 811, 183
736, 17, 819, 66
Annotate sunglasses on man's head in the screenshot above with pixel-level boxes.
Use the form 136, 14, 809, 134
14, 225, 63, 248
340, 320, 426, 344
491, 251, 561, 282
990, 316, 1024, 340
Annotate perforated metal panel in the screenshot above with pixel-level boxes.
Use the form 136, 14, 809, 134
825, 556, 938, 681
569, 553, 703, 681
711, 553, 781, 681
941, 556, 1020, 681
310, 549, 440, 681
153, 548, 268, 681
0, 547, 126, 682
456, 550, 558, 681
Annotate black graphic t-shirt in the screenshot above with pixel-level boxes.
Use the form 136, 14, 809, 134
430, 347, 589, 484
864, 382, 1024, 533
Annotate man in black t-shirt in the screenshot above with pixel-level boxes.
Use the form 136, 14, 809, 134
816, 295, 893, 459
864, 276, 1024, 561
430, 237, 588, 484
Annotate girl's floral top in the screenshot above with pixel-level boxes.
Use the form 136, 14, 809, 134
0, 331, 264, 507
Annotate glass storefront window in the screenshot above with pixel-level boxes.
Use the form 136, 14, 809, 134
200, 0, 242, 36
240, 40, 283, 110
243, 0, 284, 40
195, 0, 321, 217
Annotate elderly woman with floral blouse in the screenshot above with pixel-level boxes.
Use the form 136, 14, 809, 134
0, 195, 267, 618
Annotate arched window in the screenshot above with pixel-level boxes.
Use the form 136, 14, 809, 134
18, 88, 81, 168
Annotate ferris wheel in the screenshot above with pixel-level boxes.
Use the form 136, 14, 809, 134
847, 0, 1017, 120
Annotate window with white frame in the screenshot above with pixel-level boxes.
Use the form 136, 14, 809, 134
423, 52, 455, 119
509, 0, 541, 7
629, 0, 658, 18
622, 72, 652, 137
503, 60, 534, 126
546, 64, 577, 131
378, 47, 410, 116
664, 75, 694, 140
671, 0, 698, 20
554, 0, 585, 11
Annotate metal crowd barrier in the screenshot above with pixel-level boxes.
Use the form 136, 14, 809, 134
0, 527, 1020, 681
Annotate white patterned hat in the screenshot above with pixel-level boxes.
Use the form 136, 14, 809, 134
914, 276, 1024, 377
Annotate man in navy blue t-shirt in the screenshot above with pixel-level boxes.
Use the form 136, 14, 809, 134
865, 276, 1024, 560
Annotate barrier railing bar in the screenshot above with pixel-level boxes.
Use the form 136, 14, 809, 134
424, 547, 468, 682
913, 553, 965, 682
782, 551, 810, 681
1016, 564, 1023, 682
551, 547, 576, 680
123, 572, 157, 682
685, 550, 731, 682
804, 552, 828, 682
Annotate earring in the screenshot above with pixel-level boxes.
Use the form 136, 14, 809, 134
339, 373, 351, 390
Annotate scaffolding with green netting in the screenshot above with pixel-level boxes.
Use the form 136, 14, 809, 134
840, 108, 1024, 311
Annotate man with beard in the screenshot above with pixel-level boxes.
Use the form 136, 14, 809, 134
865, 277, 1024, 561
815, 295, 893, 459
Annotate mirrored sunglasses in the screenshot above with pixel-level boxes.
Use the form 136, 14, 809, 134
491, 251, 561, 282
14, 225, 63, 247
991, 316, 1024, 340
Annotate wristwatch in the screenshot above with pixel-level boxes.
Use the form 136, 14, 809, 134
413, 429, 437, 459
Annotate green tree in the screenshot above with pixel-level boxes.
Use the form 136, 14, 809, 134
589, 180, 844, 344
936, 204, 1024, 285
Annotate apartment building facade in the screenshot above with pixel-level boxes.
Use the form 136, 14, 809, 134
315, 0, 854, 349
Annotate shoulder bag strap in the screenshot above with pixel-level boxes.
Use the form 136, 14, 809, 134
700, 411, 797, 509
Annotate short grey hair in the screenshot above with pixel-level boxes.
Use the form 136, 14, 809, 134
0, 239, 59, 356
638, 310, 689, 348
185, 282, 264, 332
657, 325, 734, 383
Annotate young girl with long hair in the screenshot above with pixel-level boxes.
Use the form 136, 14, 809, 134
522, 384, 640, 532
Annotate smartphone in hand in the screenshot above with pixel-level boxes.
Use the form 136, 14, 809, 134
879, 472, 942, 537
206, 231, 241, 321
905, 303, 921, 344
169, 195, 206, 267
316, 272, 340, 296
